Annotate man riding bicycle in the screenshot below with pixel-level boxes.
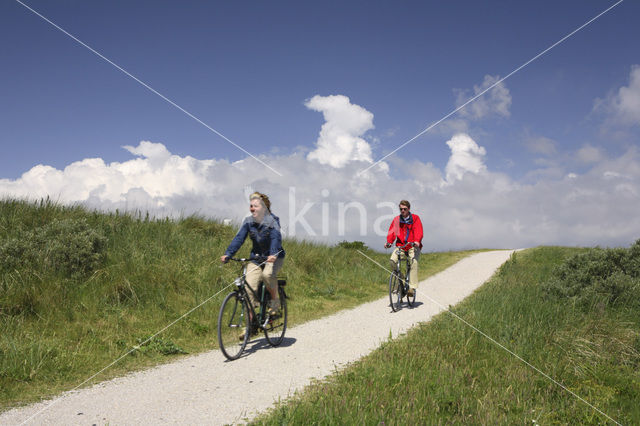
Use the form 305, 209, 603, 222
384, 200, 423, 297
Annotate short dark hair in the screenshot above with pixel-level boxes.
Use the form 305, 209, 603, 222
399, 200, 410, 209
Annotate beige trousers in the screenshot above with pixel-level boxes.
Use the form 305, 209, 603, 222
245, 257, 284, 307
390, 247, 420, 289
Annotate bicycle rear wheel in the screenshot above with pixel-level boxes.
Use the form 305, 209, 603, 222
264, 286, 288, 346
217, 292, 249, 361
389, 271, 402, 312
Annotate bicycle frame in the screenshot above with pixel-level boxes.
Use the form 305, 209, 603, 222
231, 259, 273, 331
394, 248, 412, 289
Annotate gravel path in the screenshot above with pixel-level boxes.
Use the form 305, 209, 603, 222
1, 249, 515, 425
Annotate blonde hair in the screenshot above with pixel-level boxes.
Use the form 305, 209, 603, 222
249, 192, 271, 212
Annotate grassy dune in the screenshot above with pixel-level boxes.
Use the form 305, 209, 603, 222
0, 199, 476, 410
256, 246, 640, 424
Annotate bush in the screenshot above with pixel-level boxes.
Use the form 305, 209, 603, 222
543, 239, 640, 309
0, 218, 107, 276
336, 240, 368, 250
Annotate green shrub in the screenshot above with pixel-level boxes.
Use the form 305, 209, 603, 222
336, 240, 368, 250
0, 218, 107, 277
543, 239, 640, 309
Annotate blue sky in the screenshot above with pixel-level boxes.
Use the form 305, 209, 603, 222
1, 1, 639, 250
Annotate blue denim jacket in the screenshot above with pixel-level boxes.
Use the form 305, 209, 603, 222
224, 213, 285, 262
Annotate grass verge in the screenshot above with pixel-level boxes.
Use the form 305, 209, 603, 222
255, 247, 640, 425
0, 199, 480, 410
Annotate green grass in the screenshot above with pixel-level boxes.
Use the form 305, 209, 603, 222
0, 199, 479, 410
255, 247, 640, 425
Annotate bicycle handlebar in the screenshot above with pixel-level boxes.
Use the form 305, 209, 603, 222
388, 244, 417, 252
389, 245, 418, 253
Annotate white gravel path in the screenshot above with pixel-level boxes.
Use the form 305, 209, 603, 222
1, 249, 515, 425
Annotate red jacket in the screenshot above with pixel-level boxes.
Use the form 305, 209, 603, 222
387, 213, 423, 250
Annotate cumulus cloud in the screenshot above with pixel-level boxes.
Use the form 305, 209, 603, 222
594, 65, 640, 126
0, 143, 217, 208
305, 94, 374, 167
455, 75, 512, 120
2, 138, 640, 251
445, 133, 487, 182
123, 141, 171, 168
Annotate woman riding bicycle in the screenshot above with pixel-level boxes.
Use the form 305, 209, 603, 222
220, 192, 285, 317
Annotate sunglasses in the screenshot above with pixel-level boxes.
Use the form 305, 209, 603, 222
399, 207, 409, 211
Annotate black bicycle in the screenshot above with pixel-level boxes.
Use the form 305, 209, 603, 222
217, 257, 288, 361
389, 247, 416, 312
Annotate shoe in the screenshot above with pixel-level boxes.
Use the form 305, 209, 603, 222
407, 288, 416, 297
238, 328, 246, 341
267, 307, 281, 317
268, 299, 281, 317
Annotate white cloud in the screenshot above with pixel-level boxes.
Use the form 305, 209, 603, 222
445, 133, 487, 182
2, 139, 640, 251
455, 75, 512, 120
594, 65, 640, 127
305, 94, 374, 167
123, 141, 171, 169
0, 145, 215, 206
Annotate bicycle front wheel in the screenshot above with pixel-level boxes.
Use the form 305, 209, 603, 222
217, 292, 249, 361
389, 271, 402, 312
264, 286, 288, 346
